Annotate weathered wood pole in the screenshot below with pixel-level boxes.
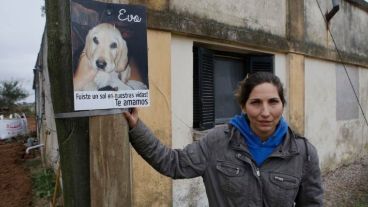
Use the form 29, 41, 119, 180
90, 115, 131, 207
46, 0, 90, 206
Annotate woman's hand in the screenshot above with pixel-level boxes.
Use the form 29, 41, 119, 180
123, 108, 139, 129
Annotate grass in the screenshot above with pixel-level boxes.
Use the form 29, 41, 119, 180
32, 168, 55, 199
24, 155, 56, 206
354, 196, 368, 207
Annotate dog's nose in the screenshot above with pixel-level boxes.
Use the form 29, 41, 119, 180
96, 59, 107, 70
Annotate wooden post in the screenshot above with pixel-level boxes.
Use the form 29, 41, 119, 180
90, 115, 131, 207
46, 1, 131, 206
46, 1, 91, 206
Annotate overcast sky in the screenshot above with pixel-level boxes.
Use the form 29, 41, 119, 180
0, 0, 45, 103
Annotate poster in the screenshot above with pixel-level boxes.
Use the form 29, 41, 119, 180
70, 0, 149, 110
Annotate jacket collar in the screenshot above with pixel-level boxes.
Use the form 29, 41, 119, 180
226, 125, 299, 158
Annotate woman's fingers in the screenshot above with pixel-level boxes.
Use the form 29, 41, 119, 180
123, 108, 138, 129
131, 108, 138, 118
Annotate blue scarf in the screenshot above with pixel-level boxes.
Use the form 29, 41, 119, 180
229, 114, 288, 166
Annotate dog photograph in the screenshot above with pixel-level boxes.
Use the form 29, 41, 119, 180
71, 0, 148, 92
71, 0, 149, 110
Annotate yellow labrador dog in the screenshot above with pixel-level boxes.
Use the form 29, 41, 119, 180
73, 23, 131, 91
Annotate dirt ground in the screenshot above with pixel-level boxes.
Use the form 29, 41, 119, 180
323, 156, 368, 207
0, 140, 32, 207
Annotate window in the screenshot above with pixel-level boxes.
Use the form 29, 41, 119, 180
193, 46, 274, 130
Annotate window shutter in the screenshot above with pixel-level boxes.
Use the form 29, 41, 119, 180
193, 46, 215, 130
249, 55, 274, 73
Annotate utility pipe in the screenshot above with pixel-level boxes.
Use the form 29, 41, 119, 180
26, 144, 45, 154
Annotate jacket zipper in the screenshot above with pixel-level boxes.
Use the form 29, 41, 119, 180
235, 167, 240, 175
219, 164, 240, 175
235, 152, 262, 204
228, 166, 240, 175
256, 168, 260, 177
274, 176, 296, 183
252, 164, 262, 205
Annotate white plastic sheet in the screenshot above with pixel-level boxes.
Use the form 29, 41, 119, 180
0, 113, 28, 140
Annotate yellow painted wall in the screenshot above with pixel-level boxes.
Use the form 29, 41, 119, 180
132, 29, 172, 207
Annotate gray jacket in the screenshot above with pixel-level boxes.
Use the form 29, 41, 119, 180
129, 120, 323, 207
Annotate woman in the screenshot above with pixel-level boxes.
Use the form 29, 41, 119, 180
123, 72, 323, 207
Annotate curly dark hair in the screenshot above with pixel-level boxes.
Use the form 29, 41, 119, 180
234, 72, 286, 107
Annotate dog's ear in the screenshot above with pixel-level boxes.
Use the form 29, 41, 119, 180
119, 65, 131, 83
84, 28, 94, 59
115, 38, 129, 73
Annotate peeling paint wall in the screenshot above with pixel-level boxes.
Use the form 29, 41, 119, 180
360, 68, 368, 147
169, 0, 286, 36
305, 58, 368, 172
336, 65, 359, 120
305, 0, 368, 56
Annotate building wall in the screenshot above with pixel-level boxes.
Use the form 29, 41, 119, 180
305, 58, 368, 172
274, 54, 288, 120
169, 0, 287, 37
305, 0, 368, 56
144, 0, 368, 68
36, 34, 59, 169
132, 30, 172, 207
171, 35, 207, 206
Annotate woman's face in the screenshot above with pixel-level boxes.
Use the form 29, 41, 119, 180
242, 83, 284, 141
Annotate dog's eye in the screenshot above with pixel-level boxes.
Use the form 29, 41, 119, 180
93, 37, 99, 44
110, 42, 117, 49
